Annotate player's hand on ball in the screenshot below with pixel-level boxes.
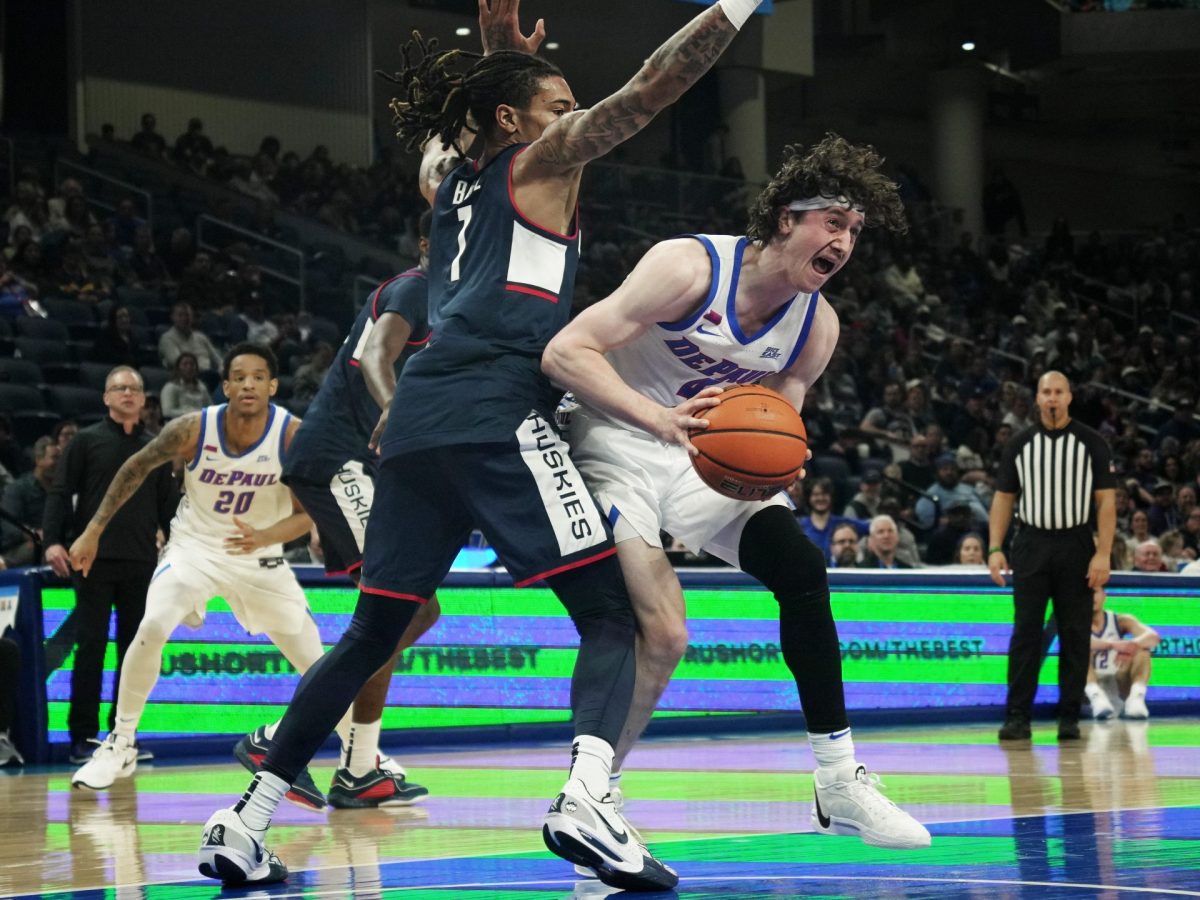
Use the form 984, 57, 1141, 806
225, 517, 264, 555
658, 386, 723, 455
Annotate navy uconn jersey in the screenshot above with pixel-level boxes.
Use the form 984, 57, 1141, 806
378, 143, 580, 460
284, 269, 430, 482
596, 234, 818, 426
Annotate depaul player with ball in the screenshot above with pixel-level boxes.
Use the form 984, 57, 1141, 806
544, 133, 930, 850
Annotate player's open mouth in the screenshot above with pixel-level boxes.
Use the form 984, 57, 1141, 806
813, 256, 836, 275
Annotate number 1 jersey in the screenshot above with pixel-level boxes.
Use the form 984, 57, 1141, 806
377, 143, 581, 460
172, 403, 295, 558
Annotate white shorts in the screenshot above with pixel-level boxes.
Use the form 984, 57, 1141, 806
568, 409, 788, 568
145, 541, 311, 636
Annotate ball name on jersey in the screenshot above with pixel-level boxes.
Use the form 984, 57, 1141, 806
196, 468, 279, 487
665, 337, 772, 399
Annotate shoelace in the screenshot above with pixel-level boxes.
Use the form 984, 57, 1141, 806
846, 769, 901, 814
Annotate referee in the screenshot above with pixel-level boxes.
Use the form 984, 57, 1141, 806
989, 371, 1116, 741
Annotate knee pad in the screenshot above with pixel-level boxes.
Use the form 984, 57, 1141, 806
345, 593, 419, 659
740, 505, 829, 598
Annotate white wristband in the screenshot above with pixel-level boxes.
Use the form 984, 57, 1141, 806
716, 0, 761, 30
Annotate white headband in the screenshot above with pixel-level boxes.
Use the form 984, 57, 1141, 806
786, 195, 865, 215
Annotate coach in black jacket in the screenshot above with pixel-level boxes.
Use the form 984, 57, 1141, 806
988, 371, 1116, 742
42, 366, 178, 761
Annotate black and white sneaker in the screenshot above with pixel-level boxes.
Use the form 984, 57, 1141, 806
197, 808, 288, 886
233, 725, 326, 810
543, 785, 677, 891
328, 766, 429, 808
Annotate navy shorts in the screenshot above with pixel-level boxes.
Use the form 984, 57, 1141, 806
287, 460, 374, 577
360, 411, 615, 601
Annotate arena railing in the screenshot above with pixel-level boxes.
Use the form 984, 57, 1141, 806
196, 213, 306, 311
53, 158, 154, 232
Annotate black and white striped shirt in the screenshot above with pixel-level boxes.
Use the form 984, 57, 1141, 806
997, 420, 1117, 530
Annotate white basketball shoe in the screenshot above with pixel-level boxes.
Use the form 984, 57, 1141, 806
812, 761, 931, 849
1123, 692, 1150, 720
198, 808, 288, 886
71, 734, 138, 791
543, 783, 677, 891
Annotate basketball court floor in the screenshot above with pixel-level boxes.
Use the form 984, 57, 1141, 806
1, 718, 1197, 899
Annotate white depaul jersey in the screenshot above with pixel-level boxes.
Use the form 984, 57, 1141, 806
598, 234, 819, 427
1091, 609, 1123, 677
171, 403, 294, 558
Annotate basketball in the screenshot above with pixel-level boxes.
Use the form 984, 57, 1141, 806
689, 385, 808, 501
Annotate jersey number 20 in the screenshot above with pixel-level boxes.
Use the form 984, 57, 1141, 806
213, 490, 255, 515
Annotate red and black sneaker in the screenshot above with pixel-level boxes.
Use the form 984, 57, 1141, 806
232, 725, 327, 811
327, 766, 429, 809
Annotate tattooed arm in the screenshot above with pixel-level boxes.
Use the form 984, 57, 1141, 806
525, 2, 757, 173
68, 413, 201, 576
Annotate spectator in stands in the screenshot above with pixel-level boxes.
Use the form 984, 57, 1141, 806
173, 117, 214, 163
899, 433, 936, 491
91, 305, 138, 367
53, 420, 79, 452
292, 341, 334, 405
46, 178, 86, 233
1121, 508, 1152, 558
158, 301, 220, 372
55, 235, 110, 302
177, 251, 223, 311
914, 455, 990, 532
108, 199, 140, 250
843, 470, 883, 519
925, 500, 977, 565
0, 415, 22, 484
127, 225, 171, 290
1181, 507, 1200, 558
799, 478, 868, 563
982, 165, 1026, 237
860, 381, 913, 443
880, 251, 924, 311
1154, 397, 1200, 449
1147, 482, 1179, 536
10, 239, 50, 296
139, 393, 164, 437
4, 180, 48, 241
1126, 445, 1159, 505
163, 227, 196, 280
81, 223, 119, 286
1159, 529, 1188, 569
954, 532, 985, 565
1131, 539, 1168, 574
129, 112, 168, 159
861, 515, 912, 570
1, 436, 59, 566
0, 256, 38, 314
160, 352, 211, 420
829, 524, 860, 569
231, 294, 278, 347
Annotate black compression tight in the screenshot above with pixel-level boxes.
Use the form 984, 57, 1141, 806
738, 505, 849, 734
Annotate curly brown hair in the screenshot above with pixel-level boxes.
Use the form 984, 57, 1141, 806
745, 133, 907, 244
378, 32, 564, 156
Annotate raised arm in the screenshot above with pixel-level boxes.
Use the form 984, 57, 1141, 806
478, 0, 545, 56
69, 414, 200, 575
542, 238, 719, 450
525, 0, 762, 172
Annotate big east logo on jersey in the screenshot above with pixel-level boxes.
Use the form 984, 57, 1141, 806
452, 180, 483, 206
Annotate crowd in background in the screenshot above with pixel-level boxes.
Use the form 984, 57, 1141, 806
3, 114, 1200, 573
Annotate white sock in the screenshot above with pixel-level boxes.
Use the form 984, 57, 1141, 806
809, 729, 856, 770
609, 770, 622, 795
565, 735, 614, 801
1128, 682, 1147, 699
233, 771, 287, 835
344, 719, 382, 778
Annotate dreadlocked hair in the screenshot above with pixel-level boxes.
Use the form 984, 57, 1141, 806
746, 132, 908, 244
378, 31, 564, 156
